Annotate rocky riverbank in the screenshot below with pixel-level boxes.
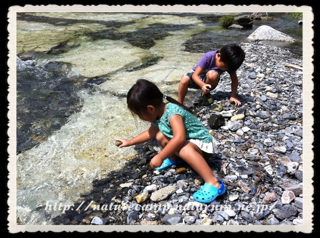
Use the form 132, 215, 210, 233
49, 42, 305, 226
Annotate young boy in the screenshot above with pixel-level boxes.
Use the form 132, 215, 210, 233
178, 44, 245, 106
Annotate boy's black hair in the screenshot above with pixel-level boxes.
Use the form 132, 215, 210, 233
219, 44, 245, 72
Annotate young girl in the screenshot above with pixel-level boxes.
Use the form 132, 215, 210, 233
115, 79, 225, 203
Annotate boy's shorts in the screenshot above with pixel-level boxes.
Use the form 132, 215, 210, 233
184, 69, 220, 89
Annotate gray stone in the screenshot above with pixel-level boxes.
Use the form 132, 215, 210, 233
274, 146, 287, 153
249, 72, 257, 79
294, 197, 303, 209
150, 184, 177, 202
183, 215, 196, 225
227, 120, 243, 131
279, 181, 303, 196
287, 153, 302, 162
273, 204, 297, 220
217, 211, 230, 221
91, 216, 109, 225
228, 24, 243, 29
126, 211, 139, 225
161, 214, 183, 225
267, 217, 280, 225
295, 170, 303, 182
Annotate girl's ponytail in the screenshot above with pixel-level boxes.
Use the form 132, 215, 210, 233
164, 94, 194, 114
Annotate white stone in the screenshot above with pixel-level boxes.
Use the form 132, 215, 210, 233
228, 194, 239, 201
248, 25, 295, 42
242, 126, 251, 132
286, 162, 299, 175
264, 138, 273, 146
236, 129, 244, 136
274, 146, 287, 153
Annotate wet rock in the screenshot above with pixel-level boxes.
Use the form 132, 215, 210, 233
234, 15, 253, 28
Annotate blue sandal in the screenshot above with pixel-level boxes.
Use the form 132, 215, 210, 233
193, 180, 225, 203
155, 158, 182, 171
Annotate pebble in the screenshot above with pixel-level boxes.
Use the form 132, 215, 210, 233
135, 193, 149, 203
281, 190, 295, 204
231, 114, 245, 121
176, 167, 186, 174
51, 42, 303, 226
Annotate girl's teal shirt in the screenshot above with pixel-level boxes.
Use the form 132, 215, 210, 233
152, 103, 212, 143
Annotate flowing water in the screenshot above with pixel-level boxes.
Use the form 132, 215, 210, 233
14, 12, 302, 224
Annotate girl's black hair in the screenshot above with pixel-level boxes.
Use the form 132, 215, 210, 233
127, 79, 192, 117
219, 44, 245, 72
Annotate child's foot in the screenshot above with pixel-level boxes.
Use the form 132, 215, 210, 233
193, 180, 225, 203
155, 158, 182, 171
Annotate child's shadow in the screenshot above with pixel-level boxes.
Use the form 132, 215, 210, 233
206, 154, 223, 171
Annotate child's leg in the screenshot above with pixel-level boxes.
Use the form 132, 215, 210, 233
178, 75, 191, 104
205, 70, 220, 91
155, 131, 180, 161
176, 141, 221, 189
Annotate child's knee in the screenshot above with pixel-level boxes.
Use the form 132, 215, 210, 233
156, 131, 168, 147
206, 70, 219, 81
180, 75, 190, 85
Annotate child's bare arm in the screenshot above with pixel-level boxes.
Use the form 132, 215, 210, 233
116, 124, 159, 148
230, 73, 241, 106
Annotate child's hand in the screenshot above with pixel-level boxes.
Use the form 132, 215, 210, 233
114, 139, 131, 148
201, 84, 211, 95
150, 155, 164, 169
230, 97, 241, 106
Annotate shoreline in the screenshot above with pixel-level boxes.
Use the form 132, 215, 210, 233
47, 42, 306, 226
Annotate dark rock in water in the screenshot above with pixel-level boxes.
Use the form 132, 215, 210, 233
208, 114, 225, 129
234, 15, 253, 28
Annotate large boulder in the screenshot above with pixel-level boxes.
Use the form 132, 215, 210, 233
248, 25, 295, 42
234, 15, 253, 28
